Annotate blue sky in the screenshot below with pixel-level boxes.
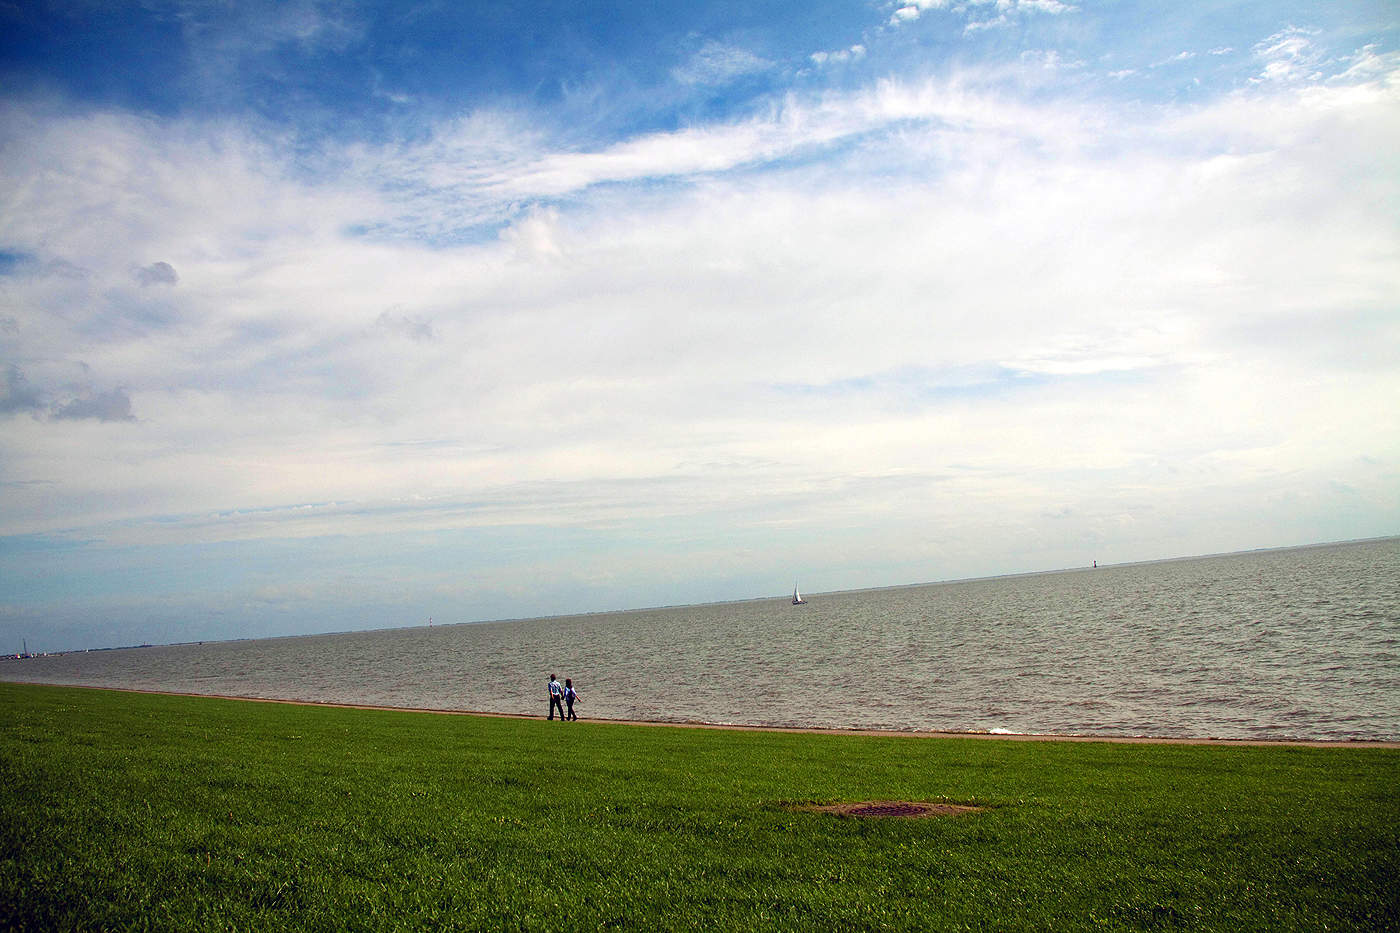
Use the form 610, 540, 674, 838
2, 1, 1398, 651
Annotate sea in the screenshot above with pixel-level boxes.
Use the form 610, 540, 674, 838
4, 538, 1398, 741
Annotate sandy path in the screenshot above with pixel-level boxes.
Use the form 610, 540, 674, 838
22, 683, 1398, 749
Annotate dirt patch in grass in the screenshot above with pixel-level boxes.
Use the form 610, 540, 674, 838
797, 800, 984, 819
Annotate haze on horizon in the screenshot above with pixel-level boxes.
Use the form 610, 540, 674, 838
2, 1, 1397, 653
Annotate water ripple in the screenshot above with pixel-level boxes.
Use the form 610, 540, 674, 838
4, 539, 1397, 741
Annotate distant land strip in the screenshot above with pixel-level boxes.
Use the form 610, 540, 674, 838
15, 682, 1398, 749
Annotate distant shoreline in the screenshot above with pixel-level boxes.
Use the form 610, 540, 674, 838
15, 682, 1398, 749
13, 535, 1398, 658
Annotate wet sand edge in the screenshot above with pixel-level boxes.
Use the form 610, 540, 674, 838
12, 682, 1398, 749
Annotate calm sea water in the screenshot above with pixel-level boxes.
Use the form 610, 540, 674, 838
5, 539, 1398, 741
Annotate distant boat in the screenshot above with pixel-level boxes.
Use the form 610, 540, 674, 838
791, 583, 807, 605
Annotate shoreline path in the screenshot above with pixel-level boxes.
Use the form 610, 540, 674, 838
20, 683, 1399, 749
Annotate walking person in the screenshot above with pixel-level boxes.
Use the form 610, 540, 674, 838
564, 678, 578, 721
548, 674, 565, 721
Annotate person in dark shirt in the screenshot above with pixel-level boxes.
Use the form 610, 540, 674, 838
564, 678, 578, 721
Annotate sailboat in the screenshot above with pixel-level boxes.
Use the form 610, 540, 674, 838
791, 583, 806, 605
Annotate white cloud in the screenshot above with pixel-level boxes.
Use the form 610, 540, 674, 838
890, 6, 923, 26
965, 16, 1009, 33
171, 0, 364, 109
1252, 26, 1324, 83
671, 41, 773, 86
499, 207, 565, 262
1331, 44, 1398, 83
1021, 50, 1085, 71
1, 47, 1396, 608
891, 0, 1075, 29
810, 45, 867, 66
1151, 51, 1196, 68
349, 73, 1116, 228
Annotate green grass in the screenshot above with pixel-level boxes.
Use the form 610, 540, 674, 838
1, 683, 1396, 931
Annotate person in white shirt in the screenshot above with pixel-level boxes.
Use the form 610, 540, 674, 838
548, 674, 565, 721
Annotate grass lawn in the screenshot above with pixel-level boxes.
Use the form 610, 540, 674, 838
1, 682, 1396, 930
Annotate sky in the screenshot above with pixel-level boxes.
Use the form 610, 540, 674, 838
1, 1, 1397, 652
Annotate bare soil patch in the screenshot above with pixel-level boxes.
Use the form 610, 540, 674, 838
797, 800, 984, 819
